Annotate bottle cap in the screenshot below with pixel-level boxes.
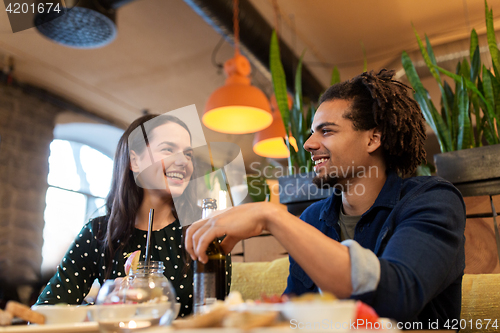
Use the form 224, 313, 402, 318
202, 198, 217, 210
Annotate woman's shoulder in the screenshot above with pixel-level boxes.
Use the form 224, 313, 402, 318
86, 215, 109, 238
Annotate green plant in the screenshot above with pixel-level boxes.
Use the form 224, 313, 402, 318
270, 30, 315, 175
402, 0, 500, 153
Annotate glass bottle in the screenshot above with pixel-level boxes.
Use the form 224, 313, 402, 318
193, 198, 227, 314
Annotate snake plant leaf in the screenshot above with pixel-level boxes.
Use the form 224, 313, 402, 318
402, 51, 438, 136
485, 0, 500, 80
289, 103, 300, 172
455, 60, 462, 76
289, 104, 300, 150
330, 66, 341, 85
308, 102, 316, 133
442, 81, 455, 110
425, 35, 439, 68
479, 68, 500, 144
442, 80, 454, 127
470, 91, 481, 146
456, 77, 472, 150
402, 51, 451, 152
451, 67, 463, 150
292, 49, 306, 170
287, 135, 299, 172
361, 41, 368, 72
270, 31, 290, 132
470, 28, 479, 64
412, 25, 442, 84
460, 59, 470, 79
298, 113, 307, 167
483, 121, 498, 145
436, 66, 497, 140
488, 68, 500, 121
289, 104, 307, 169
470, 46, 481, 83
481, 66, 499, 134
295, 51, 305, 115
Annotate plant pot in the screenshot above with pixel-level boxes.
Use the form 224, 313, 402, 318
278, 172, 335, 216
434, 144, 500, 197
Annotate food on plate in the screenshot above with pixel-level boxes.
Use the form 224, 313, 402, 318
5, 301, 45, 325
354, 301, 379, 329
257, 293, 289, 304
171, 291, 380, 330
124, 250, 141, 275
0, 309, 13, 326
172, 302, 229, 329
222, 311, 279, 330
224, 291, 244, 306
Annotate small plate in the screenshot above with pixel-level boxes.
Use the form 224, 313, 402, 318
0, 322, 99, 333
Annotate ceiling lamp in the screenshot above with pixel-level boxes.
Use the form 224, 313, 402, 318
202, 0, 272, 134
34, 0, 135, 49
253, 94, 298, 158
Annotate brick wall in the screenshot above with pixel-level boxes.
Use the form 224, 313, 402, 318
0, 84, 62, 285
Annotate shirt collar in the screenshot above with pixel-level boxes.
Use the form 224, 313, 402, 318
319, 170, 403, 225
370, 169, 403, 209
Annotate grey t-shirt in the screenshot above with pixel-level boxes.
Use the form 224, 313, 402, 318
338, 207, 361, 241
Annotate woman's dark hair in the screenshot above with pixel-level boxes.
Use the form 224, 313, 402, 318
319, 69, 427, 177
100, 114, 198, 276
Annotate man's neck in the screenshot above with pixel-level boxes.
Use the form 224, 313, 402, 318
135, 191, 176, 231
341, 168, 387, 216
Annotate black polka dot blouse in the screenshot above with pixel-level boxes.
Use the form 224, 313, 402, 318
35, 217, 232, 317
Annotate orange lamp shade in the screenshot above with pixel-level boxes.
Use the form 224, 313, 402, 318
203, 54, 273, 134
253, 103, 298, 159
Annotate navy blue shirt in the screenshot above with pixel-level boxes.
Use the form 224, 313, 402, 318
284, 171, 466, 326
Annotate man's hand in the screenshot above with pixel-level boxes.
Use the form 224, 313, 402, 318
185, 202, 277, 263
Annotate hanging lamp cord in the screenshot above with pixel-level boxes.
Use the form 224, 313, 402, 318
233, 0, 240, 55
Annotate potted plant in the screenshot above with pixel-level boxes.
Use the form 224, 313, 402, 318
401, 0, 500, 197
269, 31, 336, 215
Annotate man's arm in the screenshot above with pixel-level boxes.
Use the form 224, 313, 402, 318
185, 202, 353, 298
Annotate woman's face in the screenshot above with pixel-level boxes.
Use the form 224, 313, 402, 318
130, 122, 194, 198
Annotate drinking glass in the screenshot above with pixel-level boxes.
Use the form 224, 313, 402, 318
91, 261, 177, 332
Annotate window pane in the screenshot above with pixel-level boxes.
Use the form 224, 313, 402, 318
42, 187, 87, 273
47, 140, 81, 191
80, 145, 113, 198
87, 197, 107, 220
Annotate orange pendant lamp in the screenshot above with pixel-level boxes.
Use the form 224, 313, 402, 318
253, 94, 298, 158
202, 0, 272, 134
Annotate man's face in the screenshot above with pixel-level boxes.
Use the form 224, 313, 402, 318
304, 99, 378, 188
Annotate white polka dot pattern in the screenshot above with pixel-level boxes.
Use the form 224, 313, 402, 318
34, 217, 232, 318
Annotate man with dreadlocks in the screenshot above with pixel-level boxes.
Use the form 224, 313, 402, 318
186, 69, 465, 326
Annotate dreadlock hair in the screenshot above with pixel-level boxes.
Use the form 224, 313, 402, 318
319, 69, 426, 178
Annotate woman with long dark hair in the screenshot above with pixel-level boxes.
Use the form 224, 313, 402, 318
36, 114, 230, 317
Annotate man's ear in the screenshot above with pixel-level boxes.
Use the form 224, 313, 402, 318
130, 150, 140, 172
367, 128, 382, 153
